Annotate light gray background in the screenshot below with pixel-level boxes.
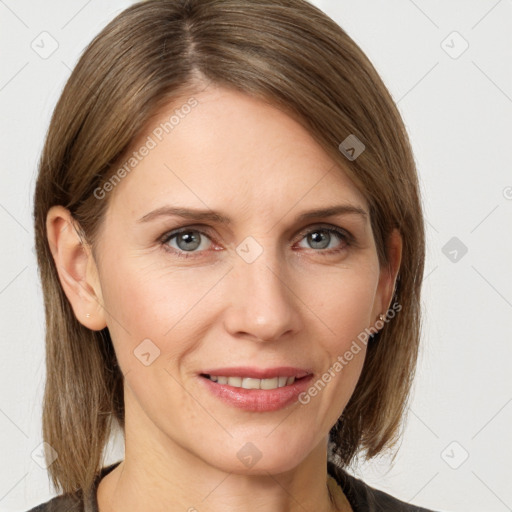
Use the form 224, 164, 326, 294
1, 1, 511, 511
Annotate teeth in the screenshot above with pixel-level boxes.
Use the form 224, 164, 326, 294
242, 377, 261, 389
207, 375, 296, 390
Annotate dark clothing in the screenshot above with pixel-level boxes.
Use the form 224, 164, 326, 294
27, 460, 439, 511
327, 461, 438, 511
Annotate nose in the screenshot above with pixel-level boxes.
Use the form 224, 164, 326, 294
222, 245, 303, 343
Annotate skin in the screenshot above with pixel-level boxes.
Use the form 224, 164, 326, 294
47, 84, 401, 512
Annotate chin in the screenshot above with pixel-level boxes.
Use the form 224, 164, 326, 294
199, 434, 315, 476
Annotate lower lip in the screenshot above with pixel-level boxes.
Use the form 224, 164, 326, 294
199, 374, 314, 412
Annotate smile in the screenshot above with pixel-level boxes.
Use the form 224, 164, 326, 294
203, 375, 296, 389
198, 370, 314, 412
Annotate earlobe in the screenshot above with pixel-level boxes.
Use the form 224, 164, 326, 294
46, 205, 107, 331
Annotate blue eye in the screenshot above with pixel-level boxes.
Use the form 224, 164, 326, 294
160, 224, 352, 258
161, 228, 212, 257
297, 227, 350, 252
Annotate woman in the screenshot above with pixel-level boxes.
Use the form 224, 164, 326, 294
30, 0, 438, 510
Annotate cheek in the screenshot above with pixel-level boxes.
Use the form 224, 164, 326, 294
296, 266, 377, 407
98, 257, 221, 371
99, 265, 205, 426
300, 261, 379, 343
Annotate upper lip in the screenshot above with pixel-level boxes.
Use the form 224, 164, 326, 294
200, 366, 312, 379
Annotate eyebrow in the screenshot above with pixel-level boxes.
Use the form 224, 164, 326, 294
137, 204, 368, 224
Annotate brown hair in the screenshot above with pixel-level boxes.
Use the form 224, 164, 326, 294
33, 0, 425, 497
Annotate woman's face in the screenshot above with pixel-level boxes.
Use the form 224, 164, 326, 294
86, 85, 397, 474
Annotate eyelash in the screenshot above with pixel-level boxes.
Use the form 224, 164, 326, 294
159, 224, 354, 259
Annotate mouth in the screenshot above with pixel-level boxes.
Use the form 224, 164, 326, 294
199, 366, 312, 389
198, 367, 314, 412
199, 374, 307, 390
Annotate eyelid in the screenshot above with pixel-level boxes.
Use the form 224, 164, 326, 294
294, 222, 354, 244
159, 224, 216, 241
159, 222, 355, 256
159, 224, 219, 250
160, 222, 352, 241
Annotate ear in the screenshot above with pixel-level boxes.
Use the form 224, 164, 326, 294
373, 228, 402, 323
46, 205, 107, 331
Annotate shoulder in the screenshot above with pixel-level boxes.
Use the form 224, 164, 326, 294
25, 492, 83, 512
25, 461, 121, 512
327, 461, 440, 512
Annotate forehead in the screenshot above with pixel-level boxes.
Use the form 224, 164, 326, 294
106, 85, 368, 222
